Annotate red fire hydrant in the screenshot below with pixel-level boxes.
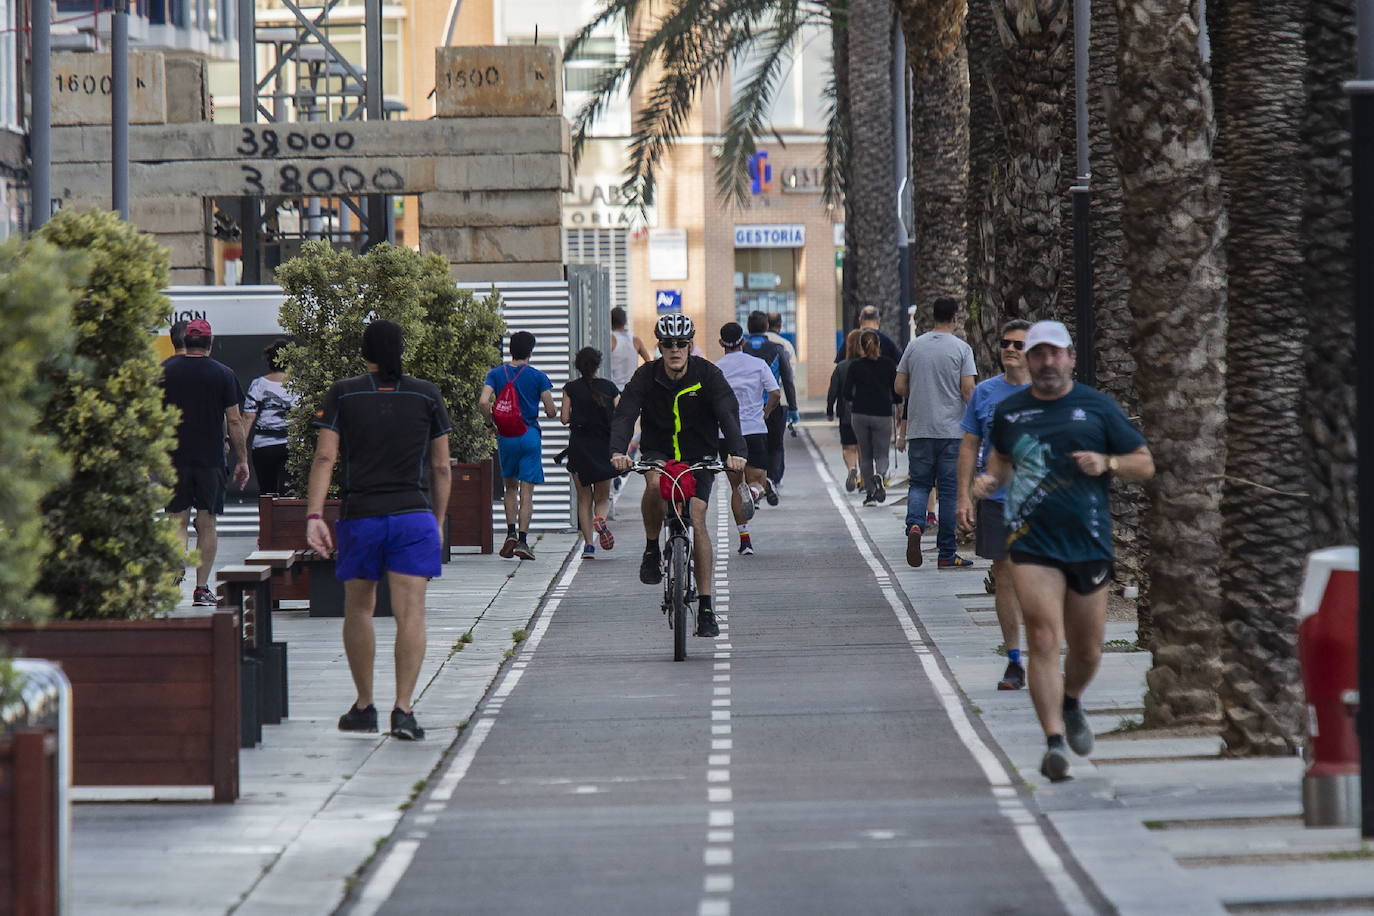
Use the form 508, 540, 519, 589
1298, 546, 1361, 827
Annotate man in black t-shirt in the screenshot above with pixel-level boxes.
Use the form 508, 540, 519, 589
306, 320, 453, 741
973, 321, 1154, 784
160, 319, 250, 606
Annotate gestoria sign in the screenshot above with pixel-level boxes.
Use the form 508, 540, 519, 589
733, 224, 806, 248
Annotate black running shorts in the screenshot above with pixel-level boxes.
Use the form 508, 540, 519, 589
1009, 550, 1114, 596
167, 464, 227, 514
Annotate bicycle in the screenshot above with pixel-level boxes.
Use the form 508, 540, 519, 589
627, 459, 725, 661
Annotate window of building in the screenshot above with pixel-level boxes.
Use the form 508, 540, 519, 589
509, 32, 629, 136
734, 248, 798, 337
0, 0, 18, 132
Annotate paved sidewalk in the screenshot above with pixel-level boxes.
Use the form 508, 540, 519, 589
805, 421, 1373, 915
71, 530, 579, 916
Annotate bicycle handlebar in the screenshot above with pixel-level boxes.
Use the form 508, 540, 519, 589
626, 459, 726, 475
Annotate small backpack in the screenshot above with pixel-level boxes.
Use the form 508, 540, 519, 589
492, 365, 528, 438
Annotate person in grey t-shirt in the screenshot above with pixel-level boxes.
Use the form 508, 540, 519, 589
894, 297, 977, 568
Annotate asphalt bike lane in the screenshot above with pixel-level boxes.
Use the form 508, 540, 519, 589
349, 440, 1100, 915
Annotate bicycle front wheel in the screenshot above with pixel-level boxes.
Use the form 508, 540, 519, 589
669, 535, 689, 661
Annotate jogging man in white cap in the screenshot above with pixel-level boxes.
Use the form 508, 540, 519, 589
973, 320, 1154, 782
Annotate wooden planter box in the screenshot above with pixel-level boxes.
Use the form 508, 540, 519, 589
0, 611, 240, 803
257, 496, 340, 601
447, 458, 494, 555
0, 728, 59, 915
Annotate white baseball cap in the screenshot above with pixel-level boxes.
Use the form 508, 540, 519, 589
1024, 320, 1073, 352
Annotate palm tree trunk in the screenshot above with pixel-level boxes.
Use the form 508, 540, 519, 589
901, 1, 969, 312
994, 0, 1071, 322
1112, 0, 1226, 727
1303, 0, 1358, 548
846, 0, 902, 339
1211, 0, 1308, 756
1079, 0, 1152, 645
966, 0, 1004, 373
909, 26, 969, 310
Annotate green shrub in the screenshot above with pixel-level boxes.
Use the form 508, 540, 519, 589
35, 209, 184, 620
275, 242, 504, 494
0, 237, 81, 623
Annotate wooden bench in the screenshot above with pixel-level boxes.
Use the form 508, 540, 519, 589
216, 565, 286, 748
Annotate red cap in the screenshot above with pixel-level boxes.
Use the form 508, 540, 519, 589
185, 318, 213, 337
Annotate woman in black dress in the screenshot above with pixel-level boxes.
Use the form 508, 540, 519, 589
560, 347, 620, 559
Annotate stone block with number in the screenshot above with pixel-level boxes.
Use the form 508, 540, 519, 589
449, 261, 564, 283
420, 225, 562, 264
436, 46, 562, 118
52, 52, 167, 125
420, 190, 561, 228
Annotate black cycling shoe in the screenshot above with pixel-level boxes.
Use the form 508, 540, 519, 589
338, 703, 378, 733
639, 545, 663, 585
696, 609, 720, 637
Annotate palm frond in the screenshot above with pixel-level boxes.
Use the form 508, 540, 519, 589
568, 0, 843, 212
715, 7, 808, 207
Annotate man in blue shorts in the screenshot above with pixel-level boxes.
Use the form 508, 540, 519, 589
480, 331, 556, 560
957, 319, 1031, 690
306, 320, 452, 740
974, 320, 1154, 782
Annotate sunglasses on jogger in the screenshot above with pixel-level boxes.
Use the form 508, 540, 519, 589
999, 339, 1025, 351
659, 338, 692, 350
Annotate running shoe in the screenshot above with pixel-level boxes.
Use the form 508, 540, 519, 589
639, 544, 663, 585
735, 481, 756, 522
390, 707, 425, 741
1040, 744, 1072, 782
763, 478, 780, 506
862, 496, 877, 508
513, 540, 535, 561
594, 516, 615, 551
906, 525, 924, 568
938, 555, 974, 569
997, 660, 1026, 691
582, 544, 596, 560
872, 476, 886, 504
1064, 702, 1095, 756
845, 467, 860, 492
338, 703, 378, 733
695, 609, 720, 638
192, 585, 217, 606
926, 511, 938, 528
499, 536, 518, 559
738, 534, 754, 556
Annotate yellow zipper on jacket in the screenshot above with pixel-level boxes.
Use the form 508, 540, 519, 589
672, 383, 703, 460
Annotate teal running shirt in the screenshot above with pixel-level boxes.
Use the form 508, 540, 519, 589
989, 384, 1146, 564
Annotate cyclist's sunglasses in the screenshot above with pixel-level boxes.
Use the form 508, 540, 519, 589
1000, 338, 1025, 351
659, 338, 693, 350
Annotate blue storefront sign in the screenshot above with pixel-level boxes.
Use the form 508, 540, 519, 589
655, 289, 682, 311
733, 224, 806, 248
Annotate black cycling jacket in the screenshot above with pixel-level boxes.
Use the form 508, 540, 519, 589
609, 356, 746, 462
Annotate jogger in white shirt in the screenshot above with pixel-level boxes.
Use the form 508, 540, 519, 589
714, 322, 781, 555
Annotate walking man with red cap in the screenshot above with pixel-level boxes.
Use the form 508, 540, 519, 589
160, 318, 250, 605
973, 320, 1155, 782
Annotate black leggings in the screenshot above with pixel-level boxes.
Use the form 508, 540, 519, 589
252, 443, 290, 495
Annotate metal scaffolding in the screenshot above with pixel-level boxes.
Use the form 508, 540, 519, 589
234, 0, 401, 282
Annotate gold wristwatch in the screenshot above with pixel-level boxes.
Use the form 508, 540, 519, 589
1107, 455, 1120, 473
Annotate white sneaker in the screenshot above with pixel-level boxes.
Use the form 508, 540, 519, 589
736, 480, 756, 521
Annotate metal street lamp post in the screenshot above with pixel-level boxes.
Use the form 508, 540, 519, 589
31, 0, 51, 230
1349, 0, 1374, 841
1070, 0, 1094, 386
111, 0, 130, 220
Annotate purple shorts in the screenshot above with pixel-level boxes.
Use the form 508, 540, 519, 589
334, 511, 442, 581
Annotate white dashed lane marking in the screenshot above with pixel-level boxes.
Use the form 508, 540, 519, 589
700, 492, 734, 916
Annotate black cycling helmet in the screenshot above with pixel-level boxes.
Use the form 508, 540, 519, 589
654, 312, 695, 341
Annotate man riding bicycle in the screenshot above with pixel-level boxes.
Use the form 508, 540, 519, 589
610, 313, 747, 638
